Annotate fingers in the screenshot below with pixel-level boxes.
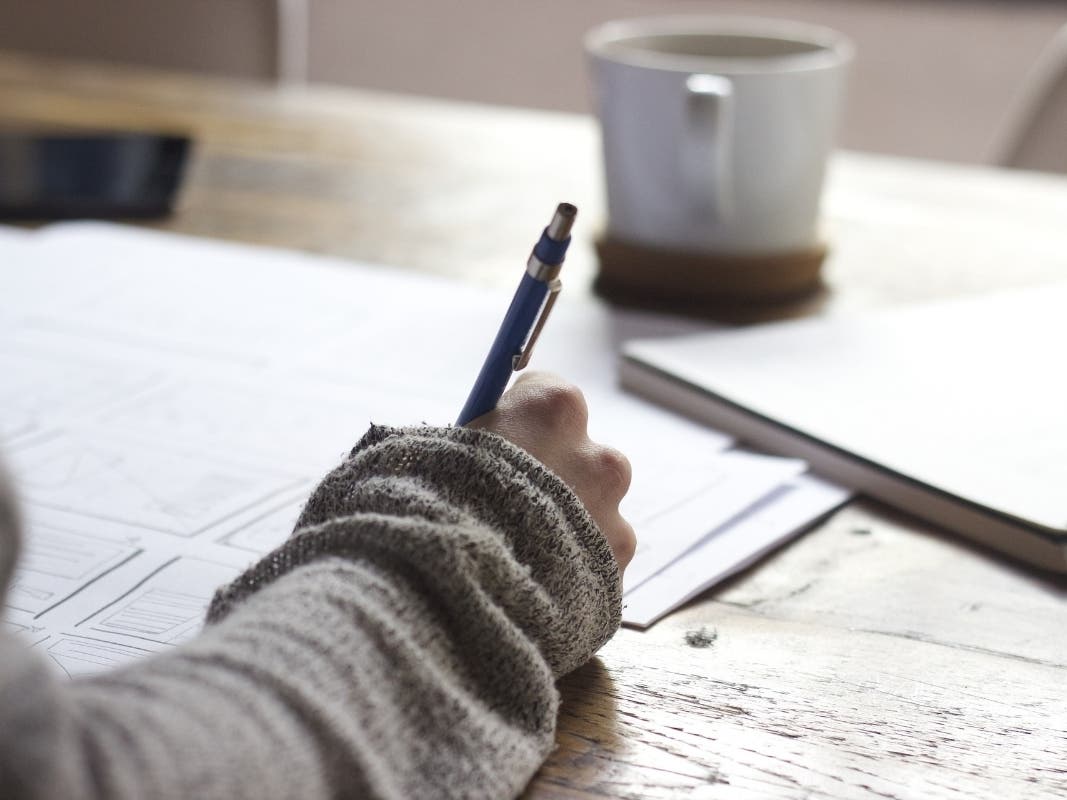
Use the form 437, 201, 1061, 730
602, 512, 637, 569
467, 372, 585, 445
573, 442, 635, 569
586, 440, 633, 503
505, 371, 589, 435
466, 371, 637, 572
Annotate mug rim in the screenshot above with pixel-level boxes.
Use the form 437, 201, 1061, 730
584, 15, 854, 74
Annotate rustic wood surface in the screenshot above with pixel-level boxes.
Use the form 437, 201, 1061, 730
1, 53, 1065, 799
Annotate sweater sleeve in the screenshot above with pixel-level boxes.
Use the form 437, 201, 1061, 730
0, 426, 622, 800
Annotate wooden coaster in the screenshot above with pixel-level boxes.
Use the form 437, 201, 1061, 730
594, 235, 828, 316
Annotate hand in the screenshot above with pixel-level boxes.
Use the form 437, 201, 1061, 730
466, 372, 636, 571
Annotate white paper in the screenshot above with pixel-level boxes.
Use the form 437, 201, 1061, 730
621, 450, 807, 593
622, 475, 850, 627
0, 222, 844, 672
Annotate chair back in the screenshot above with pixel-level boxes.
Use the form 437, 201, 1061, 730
996, 23, 1067, 173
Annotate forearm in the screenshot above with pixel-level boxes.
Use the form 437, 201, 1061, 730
212, 425, 622, 677
69, 553, 551, 800
2, 426, 621, 800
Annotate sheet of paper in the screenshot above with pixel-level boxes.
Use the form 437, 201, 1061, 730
622, 475, 850, 627
621, 451, 807, 593
1, 222, 843, 673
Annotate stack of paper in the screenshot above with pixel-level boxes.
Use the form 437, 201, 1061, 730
0, 223, 848, 677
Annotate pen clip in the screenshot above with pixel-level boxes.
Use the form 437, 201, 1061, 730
513, 278, 561, 371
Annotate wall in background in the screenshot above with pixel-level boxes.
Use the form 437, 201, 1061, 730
0, 0, 1064, 163
307, 0, 1067, 164
0, 0, 281, 79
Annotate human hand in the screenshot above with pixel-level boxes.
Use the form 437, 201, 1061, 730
466, 372, 636, 571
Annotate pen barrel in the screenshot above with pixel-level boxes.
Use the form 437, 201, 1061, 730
456, 273, 550, 425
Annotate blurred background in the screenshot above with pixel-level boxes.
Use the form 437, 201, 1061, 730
1, 0, 1065, 169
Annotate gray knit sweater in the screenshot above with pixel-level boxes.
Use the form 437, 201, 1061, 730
0, 425, 622, 799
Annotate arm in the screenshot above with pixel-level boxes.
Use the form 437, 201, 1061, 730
0, 375, 633, 800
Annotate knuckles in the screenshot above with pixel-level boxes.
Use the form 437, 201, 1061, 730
590, 446, 632, 498
614, 521, 638, 567
525, 381, 589, 430
501, 373, 638, 571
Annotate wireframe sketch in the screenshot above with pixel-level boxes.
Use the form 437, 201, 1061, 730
8, 432, 302, 537
0, 349, 156, 445
82, 557, 240, 646
5, 524, 140, 616
94, 378, 366, 472
2, 619, 49, 647
45, 635, 155, 678
220, 497, 306, 555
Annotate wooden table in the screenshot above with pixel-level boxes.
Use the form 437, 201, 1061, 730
2, 53, 1065, 799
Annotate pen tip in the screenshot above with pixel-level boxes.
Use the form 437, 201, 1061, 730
547, 203, 578, 241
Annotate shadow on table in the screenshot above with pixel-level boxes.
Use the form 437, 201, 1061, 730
524, 657, 623, 796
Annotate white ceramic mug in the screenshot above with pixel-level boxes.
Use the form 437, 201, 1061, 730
585, 17, 853, 255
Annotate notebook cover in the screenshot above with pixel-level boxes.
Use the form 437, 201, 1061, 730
621, 284, 1067, 572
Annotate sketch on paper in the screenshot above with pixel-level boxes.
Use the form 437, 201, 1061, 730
45, 635, 155, 679
5, 525, 140, 616
80, 557, 241, 647
9, 432, 302, 537
0, 349, 156, 445
220, 497, 307, 555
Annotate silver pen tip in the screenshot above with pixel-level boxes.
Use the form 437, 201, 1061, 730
546, 203, 578, 241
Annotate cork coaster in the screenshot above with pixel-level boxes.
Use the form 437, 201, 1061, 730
594, 235, 828, 316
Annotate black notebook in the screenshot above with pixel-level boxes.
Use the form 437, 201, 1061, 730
621, 284, 1067, 572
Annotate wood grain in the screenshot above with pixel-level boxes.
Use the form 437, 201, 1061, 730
1, 52, 1064, 799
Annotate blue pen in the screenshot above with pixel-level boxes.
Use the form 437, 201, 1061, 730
457, 202, 577, 425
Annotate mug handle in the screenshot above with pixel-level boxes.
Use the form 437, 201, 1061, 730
683, 74, 734, 222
